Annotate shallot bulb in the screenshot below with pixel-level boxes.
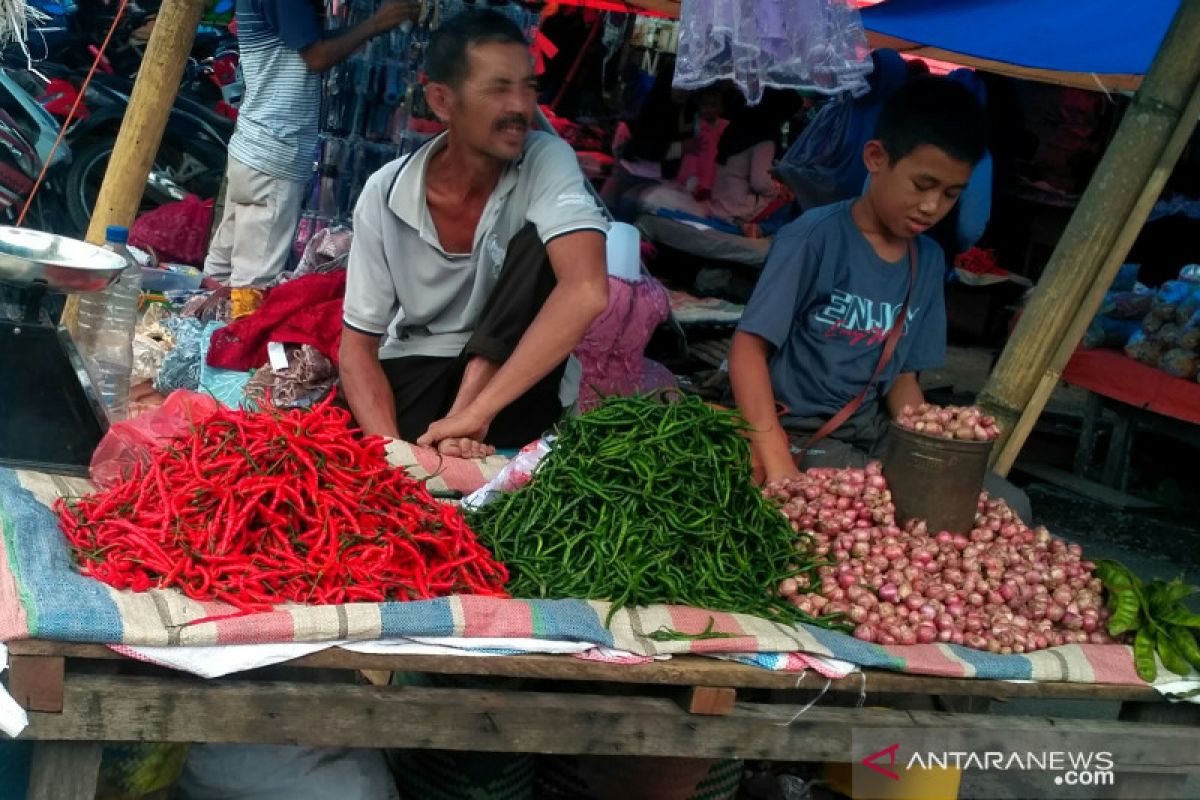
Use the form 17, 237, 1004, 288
896, 404, 1002, 442
765, 466, 1103, 656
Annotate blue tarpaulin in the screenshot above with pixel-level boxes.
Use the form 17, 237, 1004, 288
861, 0, 1179, 88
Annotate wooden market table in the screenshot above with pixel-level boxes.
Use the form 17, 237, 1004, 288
1063, 348, 1200, 491
7, 639, 1200, 800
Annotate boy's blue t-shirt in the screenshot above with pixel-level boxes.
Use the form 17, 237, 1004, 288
737, 199, 947, 423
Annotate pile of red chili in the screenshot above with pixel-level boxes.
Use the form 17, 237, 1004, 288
55, 395, 509, 612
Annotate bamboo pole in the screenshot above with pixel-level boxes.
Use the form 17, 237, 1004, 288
61, 0, 206, 333
978, 0, 1200, 475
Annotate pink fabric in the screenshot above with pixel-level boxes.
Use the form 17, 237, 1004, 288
575, 275, 674, 410
677, 118, 729, 193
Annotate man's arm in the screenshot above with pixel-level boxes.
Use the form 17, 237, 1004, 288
416, 230, 608, 447
729, 331, 797, 483
886, 372, 924, 419
299, 0, 419, 73
339, 329, 400, 439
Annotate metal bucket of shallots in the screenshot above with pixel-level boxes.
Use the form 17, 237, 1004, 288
881, 404, 1001, 534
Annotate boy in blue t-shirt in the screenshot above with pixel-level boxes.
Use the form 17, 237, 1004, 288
731, 78, 986, 483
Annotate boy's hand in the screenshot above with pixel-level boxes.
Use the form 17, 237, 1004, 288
752, 425, 800, 485
753, 446, 800, 485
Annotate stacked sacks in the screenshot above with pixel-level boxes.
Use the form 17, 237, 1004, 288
1125, 268, 1200, 380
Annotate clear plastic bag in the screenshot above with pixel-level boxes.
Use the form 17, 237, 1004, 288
1160, 348, 1200, 380
89, 390, 220, 488
674, 0, 872, 104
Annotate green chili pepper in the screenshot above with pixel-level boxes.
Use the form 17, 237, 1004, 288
647, 617, 738, 642
469, 394, 822, 629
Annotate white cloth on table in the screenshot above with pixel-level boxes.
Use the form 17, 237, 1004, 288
0, 644, 30, 737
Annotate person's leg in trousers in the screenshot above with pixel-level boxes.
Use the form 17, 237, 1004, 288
380, 223, 566, 447
453, 222, 566, 448
202, 160, 243, 284
787, 434, 872, 470
226, 163, 307, 288
380, 356, 468, 444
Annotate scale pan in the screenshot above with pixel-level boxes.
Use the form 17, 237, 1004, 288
0, 227, 127, 293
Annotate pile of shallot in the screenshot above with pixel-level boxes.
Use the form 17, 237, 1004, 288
896, 403, 1001, 442
765, 463, 1113, 653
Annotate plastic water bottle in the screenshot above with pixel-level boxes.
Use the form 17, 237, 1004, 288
74, 225, 142, 422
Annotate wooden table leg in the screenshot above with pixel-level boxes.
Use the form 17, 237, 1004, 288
1074, 392, 1103, 477
7, 654, 65, 712
1102, 405, 1134, 490
26, 741, 104, 800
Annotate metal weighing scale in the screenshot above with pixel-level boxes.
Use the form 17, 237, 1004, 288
0, 227, 129, 475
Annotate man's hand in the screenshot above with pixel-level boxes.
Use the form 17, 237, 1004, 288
370, 0, 420, 34
417, 408, 496, 460
339, 328, 401, 439
301, 0, 419, 72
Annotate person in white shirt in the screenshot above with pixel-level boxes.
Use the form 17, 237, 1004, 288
340, 9, 609, 458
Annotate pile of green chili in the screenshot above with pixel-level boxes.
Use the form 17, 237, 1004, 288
468, 393, 832, 627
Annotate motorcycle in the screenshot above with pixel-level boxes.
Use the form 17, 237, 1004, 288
15, 65, 233, 236
0, 69, 71, 232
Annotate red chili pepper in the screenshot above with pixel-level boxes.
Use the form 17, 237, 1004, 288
56, 391, 508, 614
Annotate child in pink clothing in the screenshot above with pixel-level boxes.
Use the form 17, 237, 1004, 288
675, 90, 728, 201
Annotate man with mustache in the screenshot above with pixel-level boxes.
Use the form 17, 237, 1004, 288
340, 9, 609, 458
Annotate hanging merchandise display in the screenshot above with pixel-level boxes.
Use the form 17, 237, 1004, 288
673, 0, 873, 105
298, 0, 543, 248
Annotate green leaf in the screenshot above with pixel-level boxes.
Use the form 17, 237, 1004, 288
1170, 626, 1200, 670
1156, 632, 1192, 677
1159, 578, 1199, 606
1095, 559, 1138, 591
1161, 606, 1200, 628
1107, 590, 1142, 637
1134, 628, 1158, 682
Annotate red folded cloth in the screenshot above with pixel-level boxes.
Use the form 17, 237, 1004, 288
207, 271, 348, 371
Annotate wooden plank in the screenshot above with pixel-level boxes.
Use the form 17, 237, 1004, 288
677, 686, 736, 716
1073, 392, 1104, 476
1102, 408, 1134, 490
18, 674, 1200, 766
7, 654, 65, 712
1113, 702, 1200, 798
5, 640, 1162, 702
1012, 463, 1159, 509
26, 741, 103, 800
